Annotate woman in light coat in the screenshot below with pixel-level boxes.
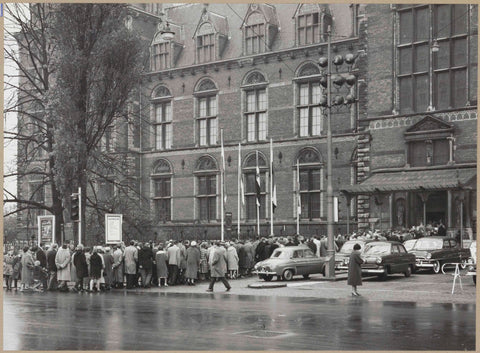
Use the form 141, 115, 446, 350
155, 245, 168, 286
226, 243, 239, 279
20, 247, 34, 291
55, 244, 71, 291
185, 242, 201, 285
3, 248, 15, 290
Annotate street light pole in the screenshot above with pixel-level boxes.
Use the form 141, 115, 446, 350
325, 26, 335, 279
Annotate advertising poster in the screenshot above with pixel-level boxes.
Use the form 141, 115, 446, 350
37, 215, 55, 245
105, 214, 122, 244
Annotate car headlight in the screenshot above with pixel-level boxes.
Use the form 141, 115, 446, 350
426, 253, 432, 259
375, 257, 382, 265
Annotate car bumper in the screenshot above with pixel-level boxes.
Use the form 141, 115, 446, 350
416, 260, 434, 268
253, 270, 277, 276
361, 266, 386, 274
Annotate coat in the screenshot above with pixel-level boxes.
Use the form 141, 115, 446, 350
242, 242, 254, 269
155, 250, 168, 278
70, 250, 77, 283
90, 252, 104, 279
3, 253, 14, 276
112, 249, 124, 282
199, 248, 209, 274
36, 249, 47, 268
347, 250, 364, 286
55, 247, 71, 281
209, 246, 228, 278
185, 246, 200, 279
123, 245, 138, 275
138, 247, 154, 271
73, 251, 88, 278
46, 249, 57, 272
178, 243, 187, 270
226, 246, 239, 271
167, 245, 181, 266
20, 251, 35, 285
12, 255, 22, 280
102, 252, 114, 285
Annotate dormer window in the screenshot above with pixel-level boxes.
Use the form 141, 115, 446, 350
152, 41, 170, 71
150, 22, 183, 71
294, 4, 332, 46
193, 10, 229, 64
241, 4, 279, 56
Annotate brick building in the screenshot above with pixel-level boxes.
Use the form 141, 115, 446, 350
15, 3, 477, 243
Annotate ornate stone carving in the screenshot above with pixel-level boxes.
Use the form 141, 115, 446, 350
153, 86, 171, 98
245, 71, 266, 85
298, 63, 320, 77
196, 156, 217, 170
153, 159, 171, 174
298, 148, 320, 164
196, 79, 217, 92
245, 153, 266, 167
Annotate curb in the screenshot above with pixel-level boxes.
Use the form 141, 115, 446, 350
248, 282, 287, 289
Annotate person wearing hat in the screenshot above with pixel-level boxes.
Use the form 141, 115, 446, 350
226, 242, 239, 279
155, 244, 168, 287
138, 243, 154, 288
185, 241, 200, 285
55, 243, 71, 292
73, 245, 88, 292
89, 247, 104, 292
3, 247, 15, 290
112, 245, 124, 289
102, 247, 114, 290
46, 243, 58, 291
167, 240, 181, 286
347, 243, 364, 297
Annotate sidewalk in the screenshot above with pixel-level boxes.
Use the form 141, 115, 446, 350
116, 272, 477, 305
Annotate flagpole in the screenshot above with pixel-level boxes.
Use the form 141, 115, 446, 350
270, 139, 274, 236
296, 159, 300, 235
220, 129, 224, 242
237, 143, 241, 238
256, 150, 260, 237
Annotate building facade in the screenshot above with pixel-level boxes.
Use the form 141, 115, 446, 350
15, 3, 477, 243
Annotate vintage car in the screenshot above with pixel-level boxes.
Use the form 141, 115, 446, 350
403, 239, 417, 252
466, 241, 476, 285
335, 240, 372, 271
410, 237, 471, 273
253, 245, 326, 281
360, 241, 416, 279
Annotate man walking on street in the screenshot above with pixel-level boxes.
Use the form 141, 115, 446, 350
206, 241, 231, 292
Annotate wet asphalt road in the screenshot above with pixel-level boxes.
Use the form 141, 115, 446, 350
3, 290, 475, 351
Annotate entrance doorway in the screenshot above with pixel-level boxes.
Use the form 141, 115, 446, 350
426, 191, 447, 225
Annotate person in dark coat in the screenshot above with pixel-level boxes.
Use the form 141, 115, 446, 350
46, 244, 58, 291
32, 245, 48, 290
73, 245, 88, 292
254, 239, 267, 263
138, 244, 153, 288
102, 247, 114, 289
155, 245, 169, 286
306, 238, 317, 254
347, 243, 364, 296
89, 248, 104, 292
437, 220, 447, 237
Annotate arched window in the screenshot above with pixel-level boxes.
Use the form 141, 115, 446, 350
196, 22, 215, 63
195, 79, 218, 147
151, 30, 171, 71
294, 4, 332, 46
151, 159, 172, 222
242, 71, 268, 142
295, 62, 324, 137
296, 148, 323, 220
243, 152, 267, 220
195, 156, 218, 222
151, 85, 172, 151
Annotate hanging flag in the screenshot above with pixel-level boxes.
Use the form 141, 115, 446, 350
296, 162, 302, 216
221, 134, 227, 204
270, 140, 277, 213
238, 143, 244, 206
240, 174, 245, 206
255, 151, 261, 208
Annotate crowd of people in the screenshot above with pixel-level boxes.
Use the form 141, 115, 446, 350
3, 223, 463, 293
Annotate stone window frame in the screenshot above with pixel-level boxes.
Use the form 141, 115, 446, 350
242, 151, 268, 221
151, 159, 173, 223
194, 155, 219, 223
150, 85, 173, 151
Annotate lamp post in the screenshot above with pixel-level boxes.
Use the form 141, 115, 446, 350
319, 26, 358, 279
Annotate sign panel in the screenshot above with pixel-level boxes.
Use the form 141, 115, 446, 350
37, 215, 55, 245
105, 214, 123, 244
333, 196, 339, 223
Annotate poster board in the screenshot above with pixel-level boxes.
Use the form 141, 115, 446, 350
37, 215, 55, 246
105, 214, 123, 244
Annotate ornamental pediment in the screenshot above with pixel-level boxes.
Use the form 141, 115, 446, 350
405, 115, 453, 134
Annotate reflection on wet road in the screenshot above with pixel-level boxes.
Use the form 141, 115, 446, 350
3, 291, 475, 350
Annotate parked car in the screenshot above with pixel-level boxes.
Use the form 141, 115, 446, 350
403, 239, 417, 252
466, 241, 476, 285
361, 241, 416, 279
335, 240, 372, 270
253, 246, 326, 281
410, 237, 471, 273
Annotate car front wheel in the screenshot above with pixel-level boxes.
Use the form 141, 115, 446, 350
404, 265, 412, 277
433, 261, 441, 274
283, 269, 294, 281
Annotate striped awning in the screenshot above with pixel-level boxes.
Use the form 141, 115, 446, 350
341, 168, 476, 195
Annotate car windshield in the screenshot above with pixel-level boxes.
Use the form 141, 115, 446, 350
340, 241, 364, 253
364, 243, 391, 255
270, 249, 290, 259
414, 238, 443, 250
403, 240, 417, 251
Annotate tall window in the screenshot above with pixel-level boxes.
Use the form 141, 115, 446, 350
246, 89, 267, 142
298, 12, 320, 46
196, 23, 215, 63
195, 79, 218, 147
398, 5, 468, 113
151, 86, 173, 151
154, 101, 172, 150
244, 12, 266, 54
298, 81, 322, 137
151, 160, 172, 222
243, 153, 266, 220
297, 149, 322, 220
195, 156, 218, 222
151, 41, 170, 71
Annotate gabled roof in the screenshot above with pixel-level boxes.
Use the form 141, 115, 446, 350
292, 3, 331, 19
193, 9, 229, 38
240, 4, 279, 28
405, 115, 454, 134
